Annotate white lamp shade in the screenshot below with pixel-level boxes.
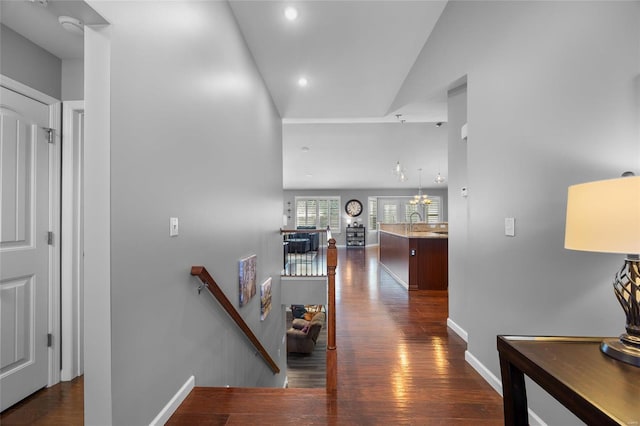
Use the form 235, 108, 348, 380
565, 176, 640, 254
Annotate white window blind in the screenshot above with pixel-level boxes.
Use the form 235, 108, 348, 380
368, 197, 378, 230
296, 197, 340, 230
403, 198, 441, 223
377, 196, 443, 224
381, 203, 398, 224
426, 197, 441, 223
405, 203, 419, 221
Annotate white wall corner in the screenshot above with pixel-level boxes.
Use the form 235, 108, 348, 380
149, 375, 195, 426
465, 351, 547, 426
446, 317, 468, 342
283, 376, 289, 389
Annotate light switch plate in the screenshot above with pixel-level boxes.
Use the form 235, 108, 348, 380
505, 217, 515, 237
170, 217, 179, 237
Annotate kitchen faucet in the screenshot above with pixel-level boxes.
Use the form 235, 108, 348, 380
409, 211, 422, 233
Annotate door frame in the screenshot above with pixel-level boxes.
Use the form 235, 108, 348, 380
61, 101, 84, 381
0, 74, 62, 387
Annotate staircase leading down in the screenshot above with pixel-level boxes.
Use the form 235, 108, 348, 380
168, 248, 504, 425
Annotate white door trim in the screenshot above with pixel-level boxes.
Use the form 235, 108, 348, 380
61, 100, 85, 381
0, 74, 62, 387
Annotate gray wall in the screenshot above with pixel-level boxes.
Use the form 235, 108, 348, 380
86, 2, 284, 425
396, 1, 640, 424
284, 188, 448, 246
0, 24, 61, 99
61, 59, 84, 101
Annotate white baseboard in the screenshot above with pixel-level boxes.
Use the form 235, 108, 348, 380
378, 263, 408, 289
465, 350, 502, 395
527, 409, 547, 426
446, 318, 468, 342
149, 375, 195, 426
465, 351, 547, 426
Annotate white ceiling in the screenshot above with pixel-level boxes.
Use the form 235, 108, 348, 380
284, 122, 448, 190
1, 0, 451, 190
0, 0, 107, 59
229, 0, 447, 121
229, 1, 450, 190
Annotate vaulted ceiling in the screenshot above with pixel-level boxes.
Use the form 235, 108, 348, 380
1, 0, 451, 190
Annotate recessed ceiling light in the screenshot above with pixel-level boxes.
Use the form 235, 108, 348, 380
305, 174, 313, 178
301, 146, 310, 152
284, 7, 298, 21
298, 77, 308, 87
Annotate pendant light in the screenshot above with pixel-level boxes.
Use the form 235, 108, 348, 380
392, 115, 408, 182
392, 161, 408, 182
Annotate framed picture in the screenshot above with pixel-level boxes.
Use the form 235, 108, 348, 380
260, 277, 272, 321
238, 255, 257, 307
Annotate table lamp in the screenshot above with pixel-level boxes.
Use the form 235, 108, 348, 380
565, 175, 640, 366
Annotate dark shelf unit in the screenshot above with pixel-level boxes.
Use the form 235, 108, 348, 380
346, 226, 365, 248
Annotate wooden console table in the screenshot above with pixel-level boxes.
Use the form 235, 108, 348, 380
497, 336, 640, 425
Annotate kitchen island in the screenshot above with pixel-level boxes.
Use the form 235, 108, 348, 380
378, 223, 448, 291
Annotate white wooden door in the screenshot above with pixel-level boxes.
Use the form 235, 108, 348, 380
0, 87, 50, 411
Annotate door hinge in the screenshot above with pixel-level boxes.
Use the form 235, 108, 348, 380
47, 333, 53, 347
42, 127, 54, 144
47, 231, 54, 245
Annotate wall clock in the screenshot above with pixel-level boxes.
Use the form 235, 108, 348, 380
345, 199, 363, 217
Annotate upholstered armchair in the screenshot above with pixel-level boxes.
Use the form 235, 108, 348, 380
286, 312, 325, 354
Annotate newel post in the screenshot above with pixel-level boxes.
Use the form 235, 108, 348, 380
326, 238, 338, 393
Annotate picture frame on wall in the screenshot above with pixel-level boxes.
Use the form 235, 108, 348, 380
239, 254, 257, 307
260, 277, 272, 321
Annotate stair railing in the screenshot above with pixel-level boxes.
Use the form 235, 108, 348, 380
281, 227, 330, 277
190, 266, 280, 374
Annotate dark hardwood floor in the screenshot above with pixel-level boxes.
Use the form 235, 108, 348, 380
0, 246, 504, 425
168, 246, 504, 425
286, 311, 327, 389
0, 376, 84, 425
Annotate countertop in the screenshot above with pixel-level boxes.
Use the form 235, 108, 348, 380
378, 222, 448, 239
379, 229, 448, 239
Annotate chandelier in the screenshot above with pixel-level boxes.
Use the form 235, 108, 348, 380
410, 168, 431, 206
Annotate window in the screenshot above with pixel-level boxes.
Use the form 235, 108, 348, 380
368, 197, 378, 230
404, 198, 441, 223
405, 203, 419, 222
381, 202, 398, 224
295, 197, 340, 230
375, 196, 443, 224
425, 197, 442, 223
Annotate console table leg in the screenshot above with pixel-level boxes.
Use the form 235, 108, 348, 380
499, 354, 529, 425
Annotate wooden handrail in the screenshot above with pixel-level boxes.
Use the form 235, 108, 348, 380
190, 266, 280, 374
326, 238, 337, 392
